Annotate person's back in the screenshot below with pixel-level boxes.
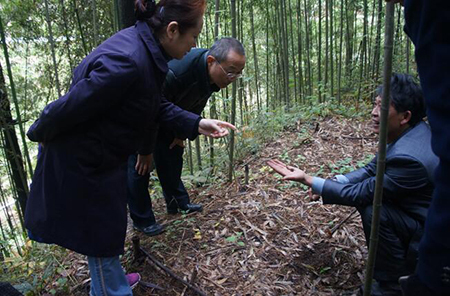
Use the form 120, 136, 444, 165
384, 121, 436, 222
64, 23, 166, 162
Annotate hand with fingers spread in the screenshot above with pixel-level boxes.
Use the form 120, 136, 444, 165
169, 138, 185, 149
198, 119, 237, 138
267, 159, 314, 187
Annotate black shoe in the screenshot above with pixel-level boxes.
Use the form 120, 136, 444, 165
181, 203, 203, 213
167, 203, 203, 215
133, 223, 164, 236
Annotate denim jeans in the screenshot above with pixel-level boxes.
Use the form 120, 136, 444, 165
87, 256, 132, 296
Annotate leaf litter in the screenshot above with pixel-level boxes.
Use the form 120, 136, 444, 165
70, 116, 377, 296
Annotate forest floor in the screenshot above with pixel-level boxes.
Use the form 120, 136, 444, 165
70, 115, 378, 296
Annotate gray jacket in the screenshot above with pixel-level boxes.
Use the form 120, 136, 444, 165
322, 121, 438, 223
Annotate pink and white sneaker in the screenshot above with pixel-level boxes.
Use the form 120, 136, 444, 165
125, 273, 141, 290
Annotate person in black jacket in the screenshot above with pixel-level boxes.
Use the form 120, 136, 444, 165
384, 1, 450, 295
268, 74, 438, 295
127, 37, 246, 236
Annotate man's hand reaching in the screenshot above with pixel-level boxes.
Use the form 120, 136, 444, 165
267, 159, 314, 187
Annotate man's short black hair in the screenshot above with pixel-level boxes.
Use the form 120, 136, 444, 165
209, 37, 245, 63
376, 73, 426, 126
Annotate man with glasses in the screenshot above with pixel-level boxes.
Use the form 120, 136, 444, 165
127, 38, 246, 236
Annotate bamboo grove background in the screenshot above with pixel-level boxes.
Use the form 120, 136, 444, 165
0, 0, 415, 261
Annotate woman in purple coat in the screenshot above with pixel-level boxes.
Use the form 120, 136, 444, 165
25, 0, 233, 294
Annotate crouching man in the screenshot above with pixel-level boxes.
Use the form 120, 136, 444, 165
268, 74, 438, 295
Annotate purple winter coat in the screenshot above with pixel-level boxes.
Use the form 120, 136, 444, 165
25, 21, 200, 257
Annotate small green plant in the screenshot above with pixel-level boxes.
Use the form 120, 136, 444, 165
357, 154, 374, 168
225, 232, 245, 247
330, 157, 355, 174
319, 266, 332, 274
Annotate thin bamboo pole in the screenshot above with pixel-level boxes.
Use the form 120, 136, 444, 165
228, 0, 237, 182
44, 0, 62, 97
0, 15, 34, 180
73, 0, 89, 55
363, 2, 395, 295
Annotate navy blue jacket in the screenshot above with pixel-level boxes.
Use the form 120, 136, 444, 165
404, 1, 450, 292
160, 48, 220, 141
322, 122, 438, 224
25, 21, 200, 257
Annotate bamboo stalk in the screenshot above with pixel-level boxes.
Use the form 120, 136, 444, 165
363, 2, 395, 295
228, 0, 237, 182
44, 0, 62, 97
73, 0, 89, 55
0, 14, 34, 180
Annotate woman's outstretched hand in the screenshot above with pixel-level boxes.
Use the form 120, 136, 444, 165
198, 119, 237, 138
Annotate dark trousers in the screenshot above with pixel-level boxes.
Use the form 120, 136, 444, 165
404, 1, 450, 293
359, 204, 423, 282
127, 153, 156, 227
153, 135, 190, 212
127, 135, 190, 227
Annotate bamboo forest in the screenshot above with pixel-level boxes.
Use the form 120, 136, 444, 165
0, 0, 432, 295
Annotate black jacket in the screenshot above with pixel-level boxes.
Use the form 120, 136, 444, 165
404, 1, 450, 292
160, 48, 220, 141
322, 121, 438, 224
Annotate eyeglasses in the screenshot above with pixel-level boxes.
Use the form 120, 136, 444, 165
216, 61, 242, 80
